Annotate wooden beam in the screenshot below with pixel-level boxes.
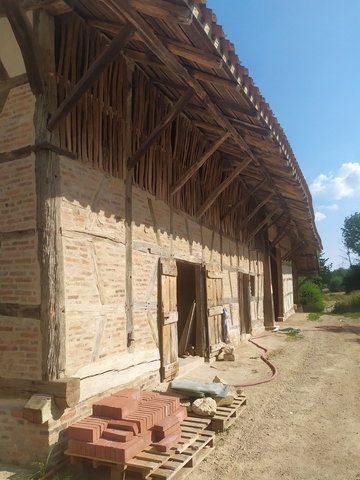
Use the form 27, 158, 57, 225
170, 132, 230, 195
266, 210, 286, 231
211, 97, 257, 117
0, 72, 28, 113
0, 302, 40, 320
196, 157, 253, 219
159, 36, 223, 69
124, 48, 165, 67
0, 0, 72, 17
283, 242, 306, 262
0, 0, 43, 95
48, 23, 136, 131
0, 141, 76, 164
23, 394, 52, 424
230, 117, 272, 137
189, 69, 241, 91
269, 224, 293, 250
128, 0, 193, 24
0, 59, 9, 80
0, 377, 80, 408
221, 178, 267, 221
127, 87, 195, 170
236, 193, 274, 233
246, 201, 281, 243
192, 120, 225, 136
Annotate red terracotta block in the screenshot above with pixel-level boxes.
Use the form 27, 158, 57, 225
137, 405, 161, 425
173, 406, 187, 423
153, 423, 182, 442
109, 397, 139, 420
140, 391, 159, 402
155, 433, 182, 452
107, 419, 139, 435
68, 420, 105, 442
113, 388, 142, 400
138, 429, 152, 446
112, 436, 145, 463
152, 415, 179, 433
68, 439, 85, 455
102, 428, 134, 442
125, 414, 147, 433
85, 442, 96, 458
94, 438, 109, 459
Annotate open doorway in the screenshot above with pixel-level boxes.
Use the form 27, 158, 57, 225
270, 247, 280, 320
176, 261, 206, 361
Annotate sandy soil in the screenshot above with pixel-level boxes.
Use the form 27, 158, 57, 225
1, 312, 359, 480
186, 312, 360, 480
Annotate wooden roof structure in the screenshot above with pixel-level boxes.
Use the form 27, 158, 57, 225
0, 0, 322, 275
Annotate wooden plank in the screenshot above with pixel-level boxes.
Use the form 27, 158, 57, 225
0, 0, 43, 95
207, 305, 223, 317
128, 88, 195, 170
178, 301, 196, 355
159, 36, 223, 69
128, 0, 193, 24
0, 377, 80, 408
206, 270, 222, 279
48, 23, 136, 131
0, 302, 40, 320
170, 132, 230, 195
161, 259, 178, 277
235, 192, 274, 234
189, 69, 241, 91
246, 201, 281, 243
221, 178, 267, 221
196, 158, 253, 219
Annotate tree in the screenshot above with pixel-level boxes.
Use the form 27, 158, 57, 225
341, 212, 360, 264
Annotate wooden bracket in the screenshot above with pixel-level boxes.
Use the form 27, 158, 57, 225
0, 0, 43, 95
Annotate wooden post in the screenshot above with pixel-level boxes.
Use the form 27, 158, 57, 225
33, 9, 65, 380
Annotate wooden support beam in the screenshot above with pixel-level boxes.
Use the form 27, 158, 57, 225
192, 120, 225, 135
246, 201, 281, 243
115, 0, 302, 237
0, 377, 80, 408
124, 48, 165, 67
159, 36, 223, 69
269, 224, 293, 250
170, 132, 230, 195
48, 22, 136, 131
266, 210, 286, 231
0, 302, 40, 320
236, 193, 274, 234
221, 178, 266, 221
0, 0, 72, 17
196, 157, 253, 219
0, 73, 28, 113
128, 87, 195, 170
283, 242, 306, 262
0, 141, 76, 165
23, 394, 53, 424
189, 69, 241, 91
211, 97, 257, 117
0, 0, 43, 95
128, 0, 193, 24
230, 117, 272, 137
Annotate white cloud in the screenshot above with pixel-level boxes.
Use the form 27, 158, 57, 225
310, 162, 360, 199
317, 203, 339, 211
315, 211, 326, 221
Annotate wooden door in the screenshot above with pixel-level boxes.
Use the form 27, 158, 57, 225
239, 272, 251, 334
159, 258, 179, 381
205, 264, 223, 359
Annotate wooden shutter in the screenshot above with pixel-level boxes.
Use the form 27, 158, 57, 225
205, 264, 223, 359
159, 258, 179, 381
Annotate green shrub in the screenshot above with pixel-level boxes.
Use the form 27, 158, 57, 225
328, 275, 343, 292
299, 282, 325, 312
332, 291, 360, 313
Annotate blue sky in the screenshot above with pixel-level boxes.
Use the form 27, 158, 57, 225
206, 0, 360, 269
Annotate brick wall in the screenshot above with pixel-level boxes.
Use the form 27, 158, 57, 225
0, 84, 35, 154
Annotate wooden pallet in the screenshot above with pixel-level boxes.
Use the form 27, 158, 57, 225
189, 395, 247, 432
66, 417, 214, 480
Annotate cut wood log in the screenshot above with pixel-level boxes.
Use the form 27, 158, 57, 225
178, 301, 196, 356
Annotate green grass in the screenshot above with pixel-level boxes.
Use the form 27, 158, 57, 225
307, 313, 322, 321
332, 291, 360, 314
285, 331, 304, 340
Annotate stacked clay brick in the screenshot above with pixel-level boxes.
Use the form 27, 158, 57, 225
68, 388, 187, 463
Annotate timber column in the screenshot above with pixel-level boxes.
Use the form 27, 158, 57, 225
34, 9, 66, 380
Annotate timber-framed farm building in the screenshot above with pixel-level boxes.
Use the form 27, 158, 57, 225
0, 0, 321, 467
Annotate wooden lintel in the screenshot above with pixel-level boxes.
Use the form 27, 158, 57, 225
170, 132, 230, 196
128, 87, 195, 170
0, 302, 40, 320
128, 0, 193, 25
0, 142, 76, 164
266, 210, 286, 231
0, 377, 80, 408
150, 77, 188, 91
0, 72, 28, 113
221, 178, 266, 221
0, 0, 43, 95
236, 192, 274, 234
0, 59, 9, 80
246, 201, 281, 243
0, 228, 36, 242
23, 394, 52, 424
196, 157, 253, 219
48, 22, 137, 131
189, 69, 241, 91
0, 0, 72, 17
159, 36, 223, 69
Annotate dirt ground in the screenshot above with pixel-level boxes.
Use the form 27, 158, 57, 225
1, 312, 359, 480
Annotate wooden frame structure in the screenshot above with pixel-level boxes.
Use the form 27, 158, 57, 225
0, 0, 321, 467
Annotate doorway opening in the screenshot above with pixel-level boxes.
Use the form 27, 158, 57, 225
176, 261, 197, 357
270, 248, 279, 320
